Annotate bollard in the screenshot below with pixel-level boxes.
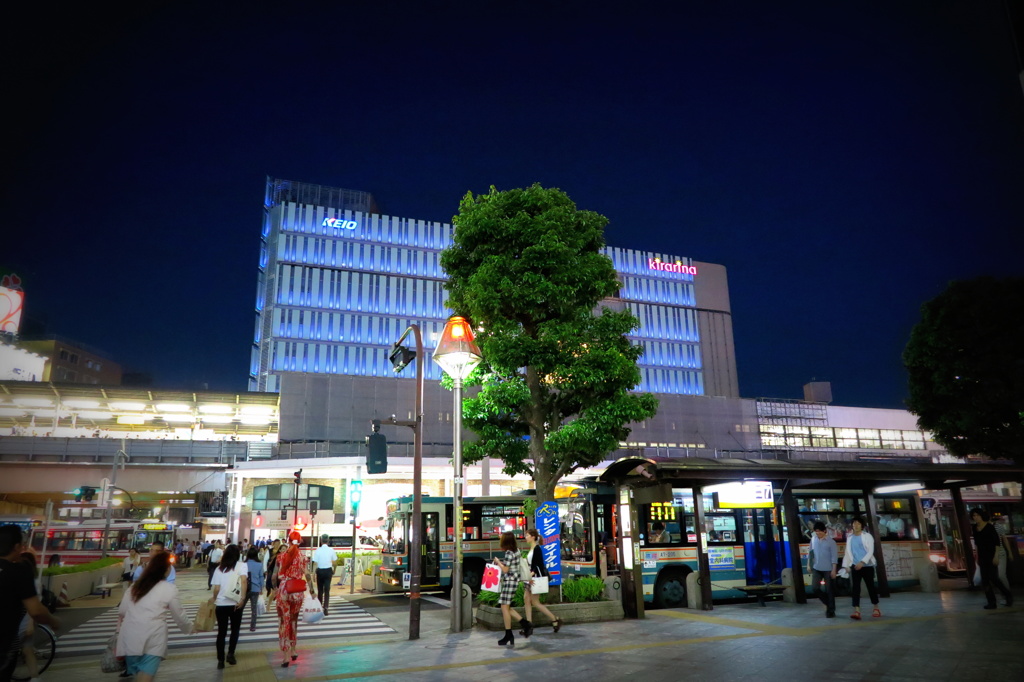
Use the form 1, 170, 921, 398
781, 567, 797, 603
686, 571, 703, 610
59, 581, 70, 606
915, 557, 940, 592
460, 583, 473, 630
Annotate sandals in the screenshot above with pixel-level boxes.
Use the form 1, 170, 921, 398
552, 618, 562, 633
850, 612, 861, 620
872, 608, 882, 618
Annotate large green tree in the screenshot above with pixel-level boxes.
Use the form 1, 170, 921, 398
440, 184, 658, 502
903, 276, 1024, 464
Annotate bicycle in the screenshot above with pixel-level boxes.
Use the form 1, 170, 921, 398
11, 623, 56, 681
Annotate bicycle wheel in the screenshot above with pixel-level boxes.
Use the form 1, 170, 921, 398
11, 624, 56, 681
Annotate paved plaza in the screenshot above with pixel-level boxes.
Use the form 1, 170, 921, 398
43, 567, 1022, 682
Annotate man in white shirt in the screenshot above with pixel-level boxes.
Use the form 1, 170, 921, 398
312, 535, 337, 616
208, 541, 224, 590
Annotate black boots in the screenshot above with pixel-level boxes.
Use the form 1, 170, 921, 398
518, 618, 534, 638
498, 629, 515, 646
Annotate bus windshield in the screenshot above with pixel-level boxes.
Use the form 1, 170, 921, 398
385, 514, 407, 554
559, 497, 592, 561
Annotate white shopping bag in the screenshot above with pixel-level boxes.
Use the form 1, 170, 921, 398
301, 591, 324, 624
256, 593, 267, 616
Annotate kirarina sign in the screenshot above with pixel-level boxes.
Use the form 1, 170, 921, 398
648, 257, 697, 275
536, 501, 562, 586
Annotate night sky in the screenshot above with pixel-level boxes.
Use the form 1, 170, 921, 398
4, 1, 1022, 409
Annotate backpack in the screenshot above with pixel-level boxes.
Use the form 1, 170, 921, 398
40, 587, 59, 613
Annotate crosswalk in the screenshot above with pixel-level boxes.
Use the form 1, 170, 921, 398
58, 599, 396, 657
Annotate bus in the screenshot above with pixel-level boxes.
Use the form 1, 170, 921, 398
631, 487, 929, 607
26, 519, 177, 566
378, 483, 618, 594
920, 490, 1022, 575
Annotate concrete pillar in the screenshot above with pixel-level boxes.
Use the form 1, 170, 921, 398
781, 567, 798, 603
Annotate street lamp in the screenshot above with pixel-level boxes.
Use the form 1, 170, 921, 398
432, 315, 483, 633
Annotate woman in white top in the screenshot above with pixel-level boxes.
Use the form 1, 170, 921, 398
842, 516, 880, 619
210, 544, 248, 669
116, 551, 193, 682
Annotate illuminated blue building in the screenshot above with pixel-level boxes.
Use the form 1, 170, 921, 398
250, 177, 738, 400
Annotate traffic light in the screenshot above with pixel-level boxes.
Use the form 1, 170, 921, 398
294, 516, 307, 531
254, 511, 263, 527
309, 500, 318, 517
367, 433, 388, 474
350, 480, 363, 517
293, 470, 302, 485
74, 486, 96, 502
280, 510, 287, 521
389, 343, 416, 372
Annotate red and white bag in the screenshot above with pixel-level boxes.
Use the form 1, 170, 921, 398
481, 562, 502, 593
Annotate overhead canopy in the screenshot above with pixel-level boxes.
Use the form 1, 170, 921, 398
598, 456, 1024, 492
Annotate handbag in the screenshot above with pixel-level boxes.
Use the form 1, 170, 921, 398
530, 575, 550, 594
224, 568, 244, 602
481, 562, 502, 593
519, 555, 533, 582
256, 593, 267, 616
194, 600, 216, 632
100, 633, 125, 673
301, 590, 324, 624
284, 578, 307, 594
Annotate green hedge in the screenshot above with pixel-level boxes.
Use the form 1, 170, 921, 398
42, 557, 122, 577
477, 575, 606, 606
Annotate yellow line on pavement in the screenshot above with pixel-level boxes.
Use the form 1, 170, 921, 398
646, 609, 807, 636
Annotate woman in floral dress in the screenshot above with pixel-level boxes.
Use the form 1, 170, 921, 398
275, 531, 313, 667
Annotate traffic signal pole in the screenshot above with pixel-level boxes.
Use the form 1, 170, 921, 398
387, 324, 424, 640
101, 440, 129, 559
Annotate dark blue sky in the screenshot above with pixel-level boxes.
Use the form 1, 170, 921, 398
4, 1, 1023, 408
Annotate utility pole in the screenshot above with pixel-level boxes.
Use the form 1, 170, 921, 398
101, 440, 130, 559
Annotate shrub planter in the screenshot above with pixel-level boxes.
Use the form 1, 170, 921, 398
475, 600, 624, 630
360, 575, 379, 592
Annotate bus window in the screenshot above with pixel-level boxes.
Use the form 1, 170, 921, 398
479, 505, 526, 539
559, 498, 592, 561
875, 498, 918, 540
646, 501, 682, 545
385, 515, 407, 554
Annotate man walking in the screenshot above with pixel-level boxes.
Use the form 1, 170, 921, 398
132, 541, 176, 583
971, 508, 1013, 609
208, 540, 224, 590
808, 521, 838, 618
312, 535, 337, 616
0, 525, 61, 682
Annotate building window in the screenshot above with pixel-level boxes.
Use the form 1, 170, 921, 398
69, 353, 79, 365
59, 349, 69, 361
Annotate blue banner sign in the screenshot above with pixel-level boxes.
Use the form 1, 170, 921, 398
536, 501, 562, 586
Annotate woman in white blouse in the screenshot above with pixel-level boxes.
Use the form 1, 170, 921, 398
116, 551, 193, 681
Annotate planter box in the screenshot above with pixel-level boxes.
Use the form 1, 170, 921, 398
475, 599, 624, 630
46, 567, 124, 602
360, 575, 378, 592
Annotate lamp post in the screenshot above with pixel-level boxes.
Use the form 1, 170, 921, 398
388, 324, 425, 640
432, 316, 483, 633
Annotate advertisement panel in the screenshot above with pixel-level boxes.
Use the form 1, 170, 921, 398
0, 286, 24, 334
535, 501, 562, 586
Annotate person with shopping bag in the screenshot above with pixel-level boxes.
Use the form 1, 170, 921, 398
209, 544, 248, 669
491, 532, 529, 647
116, 551, 193, 681
522, 528, 561, 634
275, 531, 314, 667
245, 547, 265, 632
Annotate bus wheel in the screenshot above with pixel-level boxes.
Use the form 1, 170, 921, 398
653, 569, 688, 609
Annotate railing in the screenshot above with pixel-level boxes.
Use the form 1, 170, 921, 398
0, 436, 253, 465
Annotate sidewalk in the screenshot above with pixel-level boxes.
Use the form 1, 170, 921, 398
50, 579, 1022, 682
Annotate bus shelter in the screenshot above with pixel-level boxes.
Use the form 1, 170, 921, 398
598, 456, 1024, 618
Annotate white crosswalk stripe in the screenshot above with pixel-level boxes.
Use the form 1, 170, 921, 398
58, 600, 395, 656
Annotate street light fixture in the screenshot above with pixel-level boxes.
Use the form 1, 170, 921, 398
432, 315, 483, 633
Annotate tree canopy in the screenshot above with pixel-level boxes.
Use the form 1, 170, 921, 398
903, 276, 1024, 464
440, 184, 658, 501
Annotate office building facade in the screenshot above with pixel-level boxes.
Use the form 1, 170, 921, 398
250, 177, 738, 398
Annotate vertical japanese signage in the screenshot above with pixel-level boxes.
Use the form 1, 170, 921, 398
535, 501, 562, 586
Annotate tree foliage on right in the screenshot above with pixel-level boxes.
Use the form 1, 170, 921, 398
902, 277, 1024, 463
